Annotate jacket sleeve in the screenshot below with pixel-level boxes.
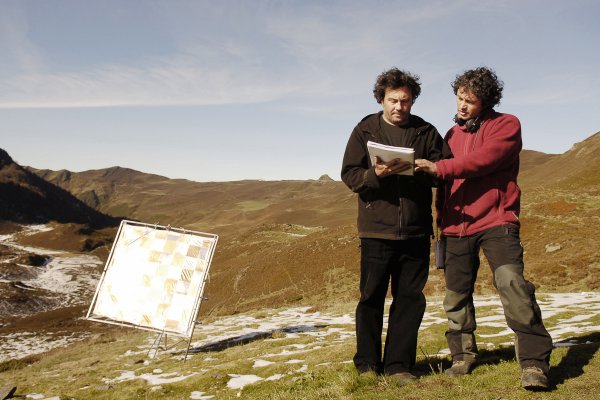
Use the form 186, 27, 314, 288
340, 126, 380, 194
436, 115, 522, 180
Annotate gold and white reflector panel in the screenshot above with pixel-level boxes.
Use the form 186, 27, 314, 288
87, 220, 218, 338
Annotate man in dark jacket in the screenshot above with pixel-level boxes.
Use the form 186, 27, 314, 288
415, 67, 552, 391
341, 67, 447, 383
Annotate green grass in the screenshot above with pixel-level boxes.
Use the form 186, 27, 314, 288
2, 300, 599, 399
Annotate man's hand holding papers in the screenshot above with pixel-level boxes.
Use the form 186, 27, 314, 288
367, 141, 415, 176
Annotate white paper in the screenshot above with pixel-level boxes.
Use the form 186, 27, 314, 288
367, 141, 415, 176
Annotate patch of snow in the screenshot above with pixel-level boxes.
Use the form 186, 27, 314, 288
177, 292, 600, 388
24, 255, 103, 304
24, 225, 55, 234
1, 226, 105, 328
120, 349, 147, 358
103, 370, 136, 383
558, 314, 597, 324
549, 325, 600, 339
140, 371, 198, 385
190, 391, 215, 399
419, 314, 447, 328
262, 347, 313, 358
265, 373, 285, 381
295, 364, 308, 373
253, 359, 275, 368
477, 315, 506, 323
2, 236, 64, 255
0, 331, 88, 363
554, 340, 579, 348
103, 370, 198, 386
227, 374, 263, 389
285, 233, 307, 238
289, 344, 308, 349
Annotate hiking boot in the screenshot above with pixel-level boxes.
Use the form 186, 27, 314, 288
445, 360, 476, 377
388, 372, 418, 385
521, 367, 549, 391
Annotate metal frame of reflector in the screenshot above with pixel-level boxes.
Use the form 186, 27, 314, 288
86, 220, 218, 358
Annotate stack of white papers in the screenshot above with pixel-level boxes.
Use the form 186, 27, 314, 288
366, 141, 415, 176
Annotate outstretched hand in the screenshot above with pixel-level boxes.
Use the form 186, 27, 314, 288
414, 159, 438, 176
375, 157, 412, 177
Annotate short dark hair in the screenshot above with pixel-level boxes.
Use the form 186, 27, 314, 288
452, 67, 503, 109
373, 68, 421, 103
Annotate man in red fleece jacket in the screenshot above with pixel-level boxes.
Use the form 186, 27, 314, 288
415, 67, 552, 391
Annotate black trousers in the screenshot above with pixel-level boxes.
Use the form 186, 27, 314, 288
443, 224, 553, 372
354, 237, 430, 375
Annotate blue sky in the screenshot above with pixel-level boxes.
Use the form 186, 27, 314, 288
1, 0, 599, 182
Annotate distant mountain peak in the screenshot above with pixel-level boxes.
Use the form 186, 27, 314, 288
0, 148, 119, 227
318, 174, 334, 181
0, 148, 14, 167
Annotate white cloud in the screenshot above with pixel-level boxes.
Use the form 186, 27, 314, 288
0, 0, 479, 109
0, 0, 597, 115
0, 59, 303, 108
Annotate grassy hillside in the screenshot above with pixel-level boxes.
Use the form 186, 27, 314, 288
23, 139, 600, 318
30, 167, 355, 236
519, 131, 600, 188
1, 135, 599, 399
0, 149, 118, 228
517, 131, 600, 291
1, 294, 599, 399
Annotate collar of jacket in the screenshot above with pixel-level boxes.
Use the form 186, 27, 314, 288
455, 108, 497, 132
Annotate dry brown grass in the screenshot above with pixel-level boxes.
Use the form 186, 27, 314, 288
15, 132, 600, 317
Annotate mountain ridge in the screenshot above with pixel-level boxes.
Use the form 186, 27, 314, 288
519, 131, 600, 187
0, 149, 120, 228
3, 131, 599, 319
28, 165, 355, 237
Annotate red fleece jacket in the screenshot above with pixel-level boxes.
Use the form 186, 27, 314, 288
436, 111, 522, 236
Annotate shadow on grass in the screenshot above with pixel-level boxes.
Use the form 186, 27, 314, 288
414, 332, 600, 390
187, 324, 328, 353
549, 332, 600, 389
414, 345, 516, 376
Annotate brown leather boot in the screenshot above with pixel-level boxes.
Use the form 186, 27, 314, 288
445, 359, 476, 377
521, 367, 549, 391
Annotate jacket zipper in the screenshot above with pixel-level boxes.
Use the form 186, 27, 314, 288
397, 132, 421, 238
459, 134, 470, 237
398, 188, 403, 237
458, 128, 480, 237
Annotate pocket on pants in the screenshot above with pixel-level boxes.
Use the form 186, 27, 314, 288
482, 225, 523, 267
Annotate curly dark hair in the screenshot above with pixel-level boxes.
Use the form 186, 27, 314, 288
452, 67, 503, 109
373, 68, 421, 103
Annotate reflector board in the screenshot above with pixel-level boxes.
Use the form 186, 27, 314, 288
87, 220, 217, 338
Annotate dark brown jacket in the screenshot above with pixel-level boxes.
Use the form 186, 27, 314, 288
341, 112, 448, 239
